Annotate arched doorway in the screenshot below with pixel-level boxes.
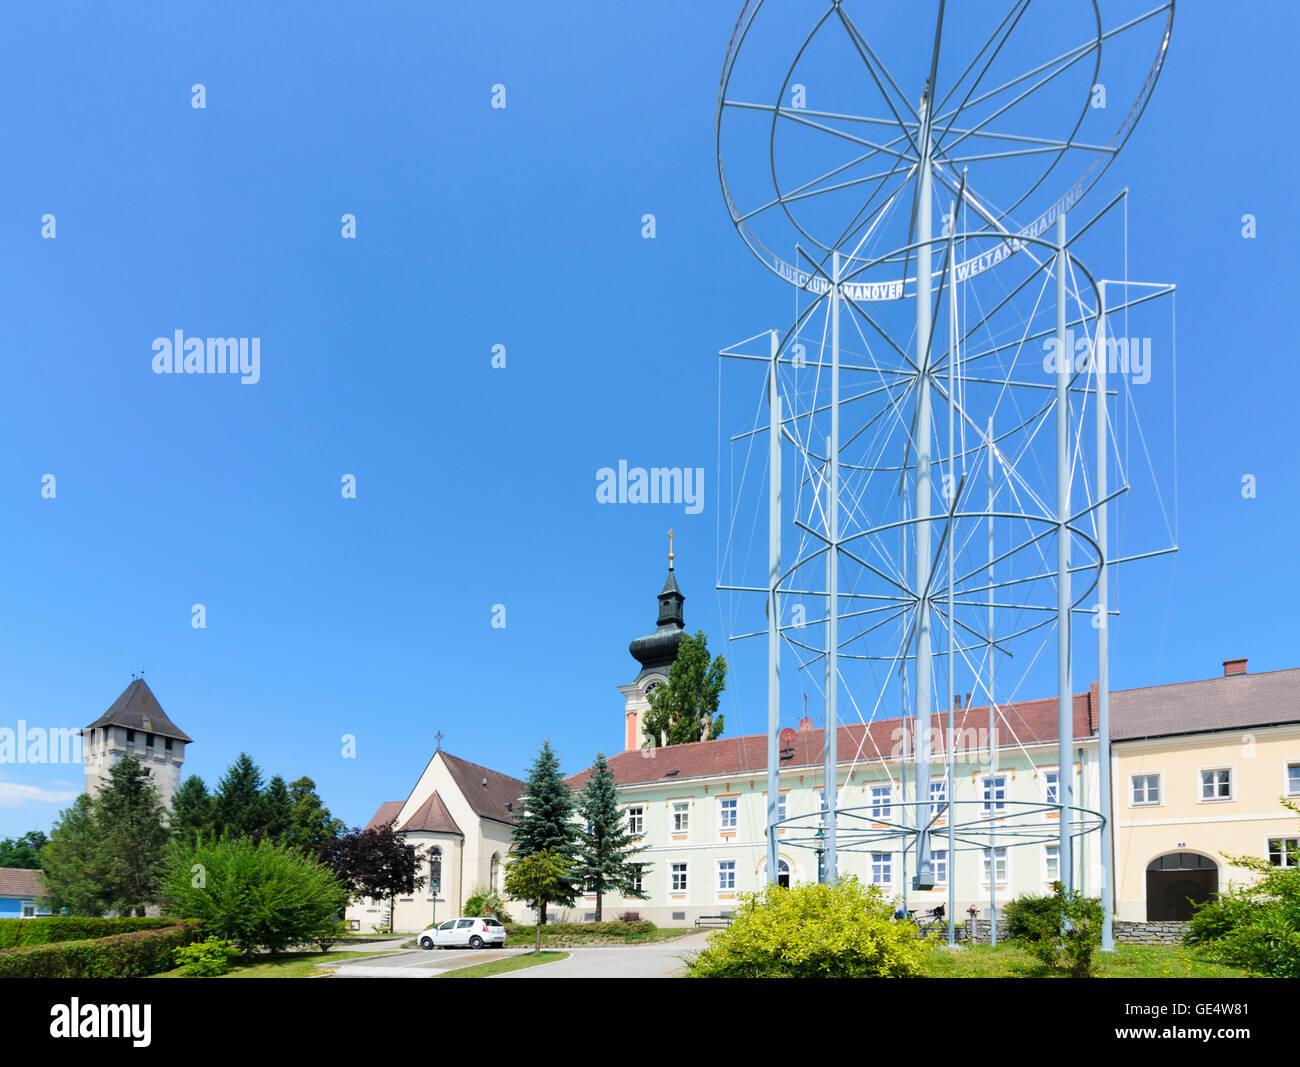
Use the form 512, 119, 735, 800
1146, 852, 1217, 921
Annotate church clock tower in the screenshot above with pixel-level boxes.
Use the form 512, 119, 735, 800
621, 533, 689, 751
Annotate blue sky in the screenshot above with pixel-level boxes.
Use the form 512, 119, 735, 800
1, 1, 1296, 839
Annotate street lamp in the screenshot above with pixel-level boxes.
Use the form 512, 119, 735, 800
815, 828, 825, 884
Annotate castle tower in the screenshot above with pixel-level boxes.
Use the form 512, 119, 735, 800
621, 538, 688, 751
81, 678, 191, 808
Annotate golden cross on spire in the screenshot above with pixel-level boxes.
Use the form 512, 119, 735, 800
667, 529, 675, 571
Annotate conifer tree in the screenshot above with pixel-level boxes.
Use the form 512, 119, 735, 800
95, 754, 170, 915
574, 752, 648, 920
261, 775, 294, 843
212, 753, 266, 839
511, 740, 579, 923
40, 795, 113, 916
170, 775, 214, 845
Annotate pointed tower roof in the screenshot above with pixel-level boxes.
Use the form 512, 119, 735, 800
629, 560, 688, 679
398, 791, 464, 836
83, 678, 193, 743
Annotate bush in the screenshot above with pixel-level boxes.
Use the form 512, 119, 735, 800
0, 921, 204, 978
160, 837, 351, 954
173, 935, 241, 976
1017, 882, 1103, 977
502, 919, 655, 940
1004, 891, 1075, 942
464, 887, 508, 920
685, 877, 928, 979
0, 916, 175, 950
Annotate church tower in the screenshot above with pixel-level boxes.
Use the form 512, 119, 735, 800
621, 534, 688, 751
81, 678, 192, 808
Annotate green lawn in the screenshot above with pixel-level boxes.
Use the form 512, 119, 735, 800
155, 950, 380, 978
919, 942, 1246, 978
436, 951, 569, 979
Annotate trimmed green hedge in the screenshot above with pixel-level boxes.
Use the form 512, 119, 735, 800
504, 920, 656, 938
0, 920, 205, 978
0, 916, 177, 950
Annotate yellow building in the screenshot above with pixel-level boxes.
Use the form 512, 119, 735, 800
1110, 659, 1300, 921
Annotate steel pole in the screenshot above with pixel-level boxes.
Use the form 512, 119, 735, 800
767, 329, 782, 885
1095, 283, 1115, 949
824, 252, 840, 884
945, 207, 957, 944
913, 97, 934, 891
987, 414, 997, 946
1055, 212, 1074, 892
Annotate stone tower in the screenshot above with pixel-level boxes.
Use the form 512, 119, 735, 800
81, 678, 191, 808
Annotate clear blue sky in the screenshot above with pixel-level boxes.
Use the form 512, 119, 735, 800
1, 1, 1296, 839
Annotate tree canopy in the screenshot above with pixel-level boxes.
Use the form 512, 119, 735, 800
511, 740, 580, 921
574, 752, 648, 921
642, 630, 727, 746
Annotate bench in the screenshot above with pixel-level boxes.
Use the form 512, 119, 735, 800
694, 914, 735, 929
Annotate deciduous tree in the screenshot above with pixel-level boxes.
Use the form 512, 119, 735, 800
642, 630, 727, 746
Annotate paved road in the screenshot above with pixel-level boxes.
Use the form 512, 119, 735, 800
493, 934, 711, 979
329, 946, 529, 978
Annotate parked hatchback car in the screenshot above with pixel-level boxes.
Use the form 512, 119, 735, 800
417, 917, 508, 950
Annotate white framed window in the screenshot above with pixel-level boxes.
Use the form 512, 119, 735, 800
777, 792, 787, 823
719, 797, 738, 831
670, 862, 688, 892
929, 779, 947, 820
626, 804, 644, 836
932, 849, 948, 885
982, 775, 1007, 814
1268, 838, 1299, 869
1043, 770, 1059, 806
1286, 762, 1300, 797
629, 865, 645, 894
816, 789, 828, 814
671, 800, 690, 832
717, 860, 736, 891
983, 847, 1008, 885
1199, 767, 1233, 802
1131, 774, 1161, 806
870, 852, 892, 887
1045, 844, 1060, 883
869, 784, 892, 821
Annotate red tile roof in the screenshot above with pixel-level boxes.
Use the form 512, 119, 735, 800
363, 800, 404, 831
440, 752, 524, 826
0, 868, 44, 898
569, 693, 1093, 789
398, 791, 463, 836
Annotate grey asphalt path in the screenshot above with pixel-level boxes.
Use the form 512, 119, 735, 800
493, 933, 712, 979
328, 946, 528, 978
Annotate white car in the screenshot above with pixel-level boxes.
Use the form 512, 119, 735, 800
417, 917, 508, 950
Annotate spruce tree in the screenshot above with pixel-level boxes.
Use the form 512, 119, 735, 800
261, 775, 294, 843
511, 740, 579, 923
41, 795, 113, 915
171, 775, 214, 845
574, 752, 649, 920
95, 754, 170, 915
213, 753, 266, 839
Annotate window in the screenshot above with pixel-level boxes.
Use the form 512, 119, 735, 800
626, 805, 644, 836
869, 785, 892, 821
982, 775, 1007, 814
718, 860, 736, 891
870, 852, 892, 887
1200, 768, 1232, 801
1043, 770, 1059, 805
671, 863, 688, 892
21, 904, 34, 918
164, 737, 173, 751
629, 865, 645, 894
1287, 763, 1300, 797
719, 797, 738, 831
145, 732, 154, 747
816, 790, 827, 814
983, 847, 1008, 885
775, 792, 787, 824
126, 729, 135, 743
1045, 844, 1060, 882
1268, 838, 1300, 869
672, 801, 690, 833
1131, 774, 1161, 806
932, 849, 948, 885
929, 780, 947, 819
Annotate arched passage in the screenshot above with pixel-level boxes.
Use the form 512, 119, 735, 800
1145, 851, 1217, 921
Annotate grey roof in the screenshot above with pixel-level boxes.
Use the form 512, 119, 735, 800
1109, 667, 1300, 741
82, 678, 193, 743
399, 791, 464, 836
363, 800, 404, 831
440, 751, 524, 826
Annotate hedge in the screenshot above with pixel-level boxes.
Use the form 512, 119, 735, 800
0, 920, 205, 978
0, 916, 178, 950
503, 920, 656, 938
